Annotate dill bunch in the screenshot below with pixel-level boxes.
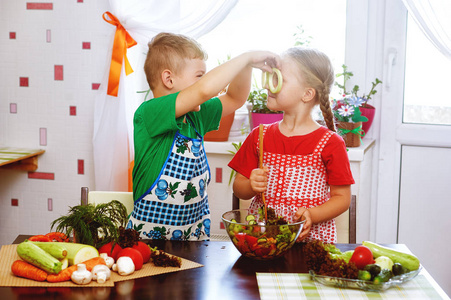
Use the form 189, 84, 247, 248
51, 200, 128, 248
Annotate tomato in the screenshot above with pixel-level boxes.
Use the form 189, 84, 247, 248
349, 245, 374, 269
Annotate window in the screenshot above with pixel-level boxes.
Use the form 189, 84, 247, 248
197, 0, 347, 97
403, 14, 451, 126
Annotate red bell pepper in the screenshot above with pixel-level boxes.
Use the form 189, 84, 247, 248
28, 235, 51, 242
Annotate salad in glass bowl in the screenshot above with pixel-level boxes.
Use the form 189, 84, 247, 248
221, 207, 305, 260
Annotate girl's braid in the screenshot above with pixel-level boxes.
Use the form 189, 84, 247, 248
319, 85, 336, 132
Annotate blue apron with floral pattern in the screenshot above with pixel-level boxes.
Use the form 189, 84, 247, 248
126, 117, 211, 241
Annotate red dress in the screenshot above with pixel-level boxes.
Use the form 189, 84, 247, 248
228, 123, 354, 243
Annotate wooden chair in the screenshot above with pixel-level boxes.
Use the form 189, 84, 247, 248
232, 194, 356, 243
80, 187, 134, 215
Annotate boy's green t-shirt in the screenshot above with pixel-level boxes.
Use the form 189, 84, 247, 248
132, 92, 222, 201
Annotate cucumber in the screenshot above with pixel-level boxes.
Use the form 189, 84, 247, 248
363, 264, 381, 278
373, 269, 392, 284
392, 262, 409, 276
28, 240, 68, 260
245, 215, 256, 223
17, 241, 62, 274
362, 241, 420, 271
358, 270, 372, 281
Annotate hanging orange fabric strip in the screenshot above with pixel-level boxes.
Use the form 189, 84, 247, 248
102, 11, 137, 97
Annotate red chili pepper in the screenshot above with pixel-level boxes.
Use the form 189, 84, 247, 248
28, 235, 51, 242
45, 232, 69, 242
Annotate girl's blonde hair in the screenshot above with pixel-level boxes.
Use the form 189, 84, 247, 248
284, 47, 336, 132
144, 32, 207, 90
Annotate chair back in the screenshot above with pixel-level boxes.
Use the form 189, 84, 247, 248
81, 187, 134, 215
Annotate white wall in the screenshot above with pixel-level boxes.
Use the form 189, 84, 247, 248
0, 1, 111, 245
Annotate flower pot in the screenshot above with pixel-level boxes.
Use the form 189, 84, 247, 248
204, 112, 235, 142
336, 121, 364, 147
360, 104, 375, 134
251, 112, 283, 129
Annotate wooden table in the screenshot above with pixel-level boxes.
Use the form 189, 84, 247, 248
1, 236, 448, 300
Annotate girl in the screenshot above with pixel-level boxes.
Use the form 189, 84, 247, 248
229, 47, 354, 243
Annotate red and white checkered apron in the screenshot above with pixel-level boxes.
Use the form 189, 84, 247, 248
249, 125, 337, 243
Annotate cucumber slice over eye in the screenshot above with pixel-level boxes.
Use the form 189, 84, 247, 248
262, 68, 283, 94
268, 68, 283, 93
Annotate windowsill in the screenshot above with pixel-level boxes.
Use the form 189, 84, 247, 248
204, 138, 375, 162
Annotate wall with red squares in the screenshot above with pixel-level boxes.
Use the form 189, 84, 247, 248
0, 1, 112, 245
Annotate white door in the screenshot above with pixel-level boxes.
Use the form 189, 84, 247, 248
377, 0, 451, 295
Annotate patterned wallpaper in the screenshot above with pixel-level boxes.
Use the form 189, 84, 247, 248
0, 1, 111, 245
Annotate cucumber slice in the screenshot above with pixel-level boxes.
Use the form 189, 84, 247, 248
245, 215, 256, 222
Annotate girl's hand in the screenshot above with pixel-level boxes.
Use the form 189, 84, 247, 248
249, 166, 269, 193
294, 208, 312, 242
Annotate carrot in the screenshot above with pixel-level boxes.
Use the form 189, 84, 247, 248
46, 256, 105, 283
11, 260, 48, 282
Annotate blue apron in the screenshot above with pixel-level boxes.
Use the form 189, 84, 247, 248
127, 117, 211, 241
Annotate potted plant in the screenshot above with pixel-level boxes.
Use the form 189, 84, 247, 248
247, 78, 283, 129
334, 65, 382, 136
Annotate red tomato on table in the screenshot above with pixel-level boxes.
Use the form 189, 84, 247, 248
350, 245, 374, 269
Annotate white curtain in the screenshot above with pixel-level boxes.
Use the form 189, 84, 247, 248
93, 0, 238, 191
402, 0, 451, 60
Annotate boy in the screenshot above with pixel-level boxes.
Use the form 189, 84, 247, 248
127, 32, 279, 240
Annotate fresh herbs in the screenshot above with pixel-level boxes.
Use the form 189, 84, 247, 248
50, 200, 128, 249
304, 240, 359, 279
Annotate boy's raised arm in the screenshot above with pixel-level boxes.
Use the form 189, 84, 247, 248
176, 51, 279, 118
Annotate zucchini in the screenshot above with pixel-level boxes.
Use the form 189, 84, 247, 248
373, 269, 392, 284
28, 240, 68, 260
362, 241, 420, 271
17, 241, 62, 274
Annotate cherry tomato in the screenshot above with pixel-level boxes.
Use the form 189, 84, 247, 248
349, 245, 374, 269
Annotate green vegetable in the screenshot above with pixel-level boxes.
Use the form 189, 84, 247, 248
51, 200, 128, 248
362, 241, 420, 271
17, 241, 62, 274
392, 262, 410, 276
373, 269, 392, 284
374, 255, 394, 271
28, 240, 68, 260
358, 270, 372, 281
363, 264, 382, 278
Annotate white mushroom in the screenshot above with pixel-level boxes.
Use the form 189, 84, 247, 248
99, 253, 115, 269
91, 264, 111, 283
112, 256, 135, 276
71, 264, 92, 285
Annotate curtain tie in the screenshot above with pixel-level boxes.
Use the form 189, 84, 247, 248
103, 11, 137, 97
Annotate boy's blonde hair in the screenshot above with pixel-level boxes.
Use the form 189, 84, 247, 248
144, 32, 208, 90
284, 47, 336, 132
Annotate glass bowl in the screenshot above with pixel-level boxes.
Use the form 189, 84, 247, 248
221, 208, 305, 260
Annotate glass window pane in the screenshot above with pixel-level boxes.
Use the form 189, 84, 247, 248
197, 0, 346, 88
404, 14, 451, 126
